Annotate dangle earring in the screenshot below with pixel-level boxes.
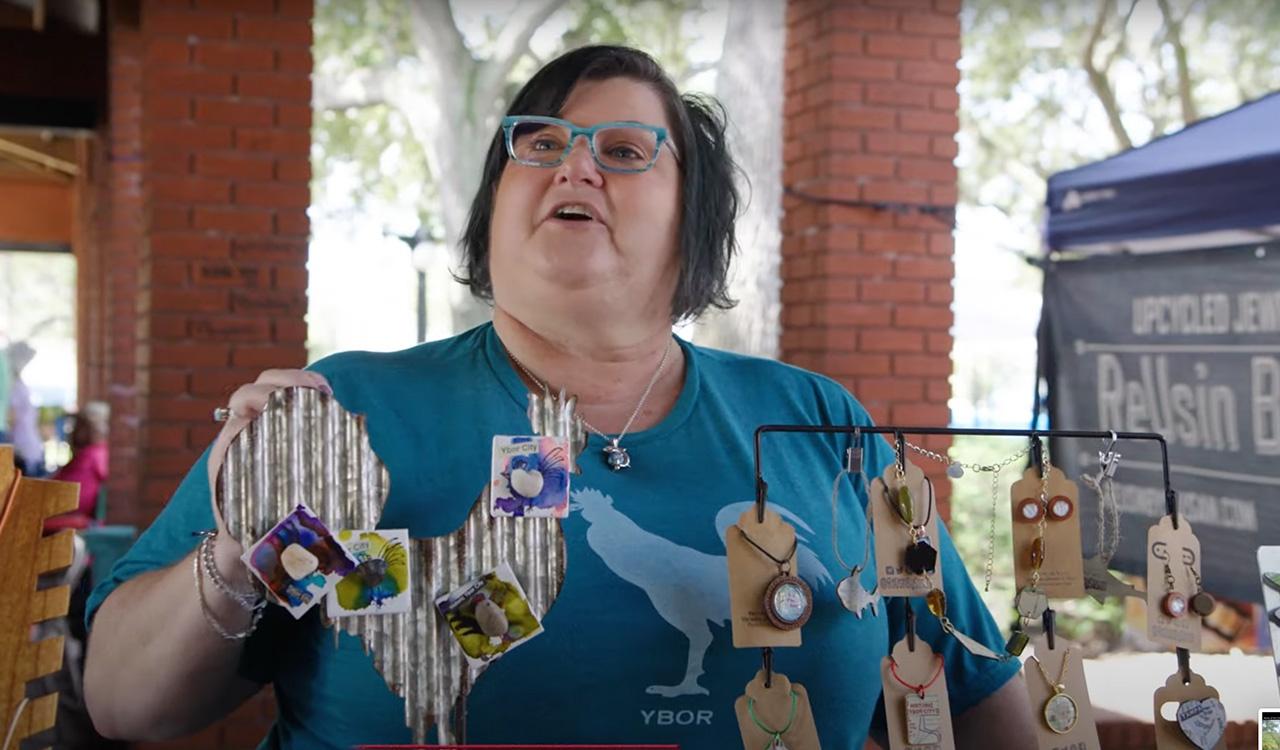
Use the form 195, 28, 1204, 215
1184, 547, 1216, 617
1155, 541, 1188, 619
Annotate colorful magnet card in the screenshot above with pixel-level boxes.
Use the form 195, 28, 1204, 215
490, 435, 571, 518
326, 529, 412, 617
434, 561, 544, 670
242, 503, 356, 619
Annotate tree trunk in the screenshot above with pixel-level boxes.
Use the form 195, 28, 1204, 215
691, 0, 785, 357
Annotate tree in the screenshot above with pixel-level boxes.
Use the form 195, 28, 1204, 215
312, 0, 781, 346
959, 0, 1280, 239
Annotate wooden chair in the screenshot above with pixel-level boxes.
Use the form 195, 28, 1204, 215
0, 445, 79, 749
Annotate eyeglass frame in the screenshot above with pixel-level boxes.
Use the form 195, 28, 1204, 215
501, 115, 678, 174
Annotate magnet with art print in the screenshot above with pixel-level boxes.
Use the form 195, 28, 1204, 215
490, 435, 570, 518
242, 503, 357, 619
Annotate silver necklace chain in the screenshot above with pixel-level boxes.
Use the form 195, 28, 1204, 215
505, 338, 674, 446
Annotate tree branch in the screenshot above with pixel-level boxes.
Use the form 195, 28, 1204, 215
313, 67, 397, 111
474, 0, 569, 114
1083, 0, 1134, 150
407, 0, 474, 93
1155, 0, 1199, 123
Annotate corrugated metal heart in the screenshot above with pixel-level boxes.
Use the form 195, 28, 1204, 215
219, 386, 578, 743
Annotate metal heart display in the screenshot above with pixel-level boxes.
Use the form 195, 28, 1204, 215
333, 493, 565, 743
218, 385, 581, 743
218, 387, 390, 546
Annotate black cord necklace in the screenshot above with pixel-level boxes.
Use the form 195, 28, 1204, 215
735, 525, 813, 630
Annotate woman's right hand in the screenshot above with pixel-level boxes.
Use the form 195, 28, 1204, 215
207, 369, 333, 562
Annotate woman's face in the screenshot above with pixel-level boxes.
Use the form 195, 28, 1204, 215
488, 77, 682, 329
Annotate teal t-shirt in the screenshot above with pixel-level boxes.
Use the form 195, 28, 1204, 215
87, 323, 1019, 749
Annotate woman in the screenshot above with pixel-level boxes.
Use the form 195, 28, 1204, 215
84, 46, 1035, 748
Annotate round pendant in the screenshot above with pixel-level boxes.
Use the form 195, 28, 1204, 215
1047, 495, 1075, 521
603, 441, 631, 471
946, 461, 965, 479
1043, 691, 1079, 734
1162, 591, 1188, 618
1190, 591, 1216, 617
1017, 498, 1044, 522
764, 575, 813, 630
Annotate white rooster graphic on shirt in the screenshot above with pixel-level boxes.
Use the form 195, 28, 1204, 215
569, 488, 833, 698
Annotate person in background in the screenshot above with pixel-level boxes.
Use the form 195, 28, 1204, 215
47, 400, 110, 532
7, 340, 44, 476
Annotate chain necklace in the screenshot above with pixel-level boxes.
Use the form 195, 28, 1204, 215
905, 440, 1029, 592
505, 338, 674, 471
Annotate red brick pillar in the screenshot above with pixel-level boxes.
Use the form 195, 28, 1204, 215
781, 0, 960, 514
93, 0, 313, 530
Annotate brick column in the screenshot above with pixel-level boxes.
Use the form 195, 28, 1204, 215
90, 0, 313, 530
781, 0, 960, 513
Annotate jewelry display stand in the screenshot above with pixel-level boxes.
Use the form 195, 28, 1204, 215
749, 423, 1198, 745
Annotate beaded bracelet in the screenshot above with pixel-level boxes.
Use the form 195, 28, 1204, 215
196, 531, 264, 611
193, 538, 263, 641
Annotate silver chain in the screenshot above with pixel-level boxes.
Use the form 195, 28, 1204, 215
906, 439, 1029, 592
506, 338, 674, 444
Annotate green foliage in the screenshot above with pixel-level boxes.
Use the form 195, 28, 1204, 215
311, 0, 707, 228
960, 0, 1280, 241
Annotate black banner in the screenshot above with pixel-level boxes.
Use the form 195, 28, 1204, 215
1043, 243, 1280, 603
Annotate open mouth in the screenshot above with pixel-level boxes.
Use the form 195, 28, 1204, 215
549, 202, 600, 224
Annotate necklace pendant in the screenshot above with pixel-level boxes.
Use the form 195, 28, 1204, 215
603, 439, 631, 471
1043, 690, 1079, 734
904, 536, 938, 575
836, 569, 880, 619
769, 736, 789, 750
763, 573, 813, 630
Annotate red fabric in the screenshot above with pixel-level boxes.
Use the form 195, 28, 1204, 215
45, 442, 108, 532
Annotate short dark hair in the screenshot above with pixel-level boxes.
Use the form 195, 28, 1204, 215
457, 45, 740, 322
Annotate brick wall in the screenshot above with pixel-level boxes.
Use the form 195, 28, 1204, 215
780, 0, 960, 513
87, 0, 312, 530
83, 3, 313, 743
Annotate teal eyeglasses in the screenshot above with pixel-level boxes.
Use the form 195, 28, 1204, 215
502, 115, 676, 174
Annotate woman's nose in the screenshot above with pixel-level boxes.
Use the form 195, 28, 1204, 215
553, 135, 603, 186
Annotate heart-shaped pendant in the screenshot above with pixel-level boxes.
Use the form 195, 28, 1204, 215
1176, 697, 1226, 750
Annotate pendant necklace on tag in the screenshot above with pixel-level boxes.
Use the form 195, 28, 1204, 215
885, 447, 938, 575
889, 653, 946, 747
747, 691, 798, 750
1009, 444, 1051, 656
831, 436, 880, 618
505, 338, 673, 471
735, 526, 813, 630
1033, 649, 1079, 734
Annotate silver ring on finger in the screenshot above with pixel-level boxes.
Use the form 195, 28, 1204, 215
213, 406, 234, 422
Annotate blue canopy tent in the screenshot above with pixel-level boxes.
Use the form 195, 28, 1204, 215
1038, 92, 1280, 605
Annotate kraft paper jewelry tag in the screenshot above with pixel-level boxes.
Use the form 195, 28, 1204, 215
728, 507, 803, 648
489, 435, 571, 518
872, 460, 942, 598
1024, 636, 1101, 750
880, 635, 955, 750
1011, 466, 1085, 598
434, 561, 544, 672
1153, 668, 1226, 750
326, 529, 411, 617
242, 503, 357, 619
733, 669, 822, 750
1146, 515, 1202, 650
